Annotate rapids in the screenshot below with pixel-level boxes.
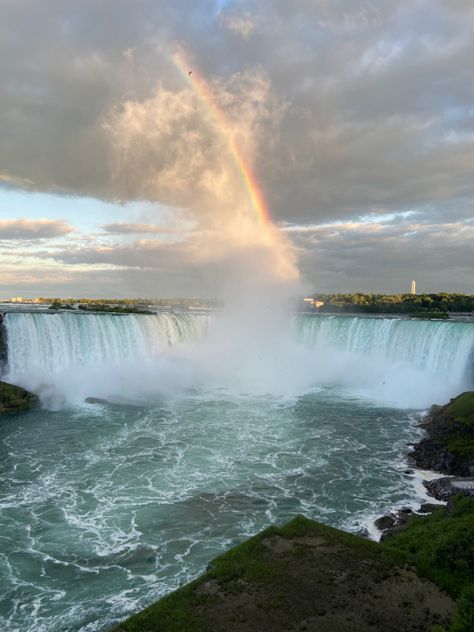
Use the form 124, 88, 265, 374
0, 311, 473, 631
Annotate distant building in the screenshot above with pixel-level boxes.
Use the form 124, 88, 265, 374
410, 280, 416, 295
303, 298, 325, 311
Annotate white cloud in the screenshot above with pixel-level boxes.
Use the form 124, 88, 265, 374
0, 218, 75, 239
220, 11, 258, 39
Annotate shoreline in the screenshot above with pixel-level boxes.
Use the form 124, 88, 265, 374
373, 392, 474, 540
111, 392, 474, 631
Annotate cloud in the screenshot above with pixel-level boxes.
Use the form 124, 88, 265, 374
0, 0, 473, 293
0, 172, 34, 189
0, 219, 75, 239
220, 11, 258, 39
101, 222, 177, 234
104, 62, 298, 282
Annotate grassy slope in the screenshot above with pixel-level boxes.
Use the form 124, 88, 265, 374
383, 496, 474, 632
111, 514, 461, 632
441, 393, 474, 460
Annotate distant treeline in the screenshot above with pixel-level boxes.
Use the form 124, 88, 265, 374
39, 297, 223, 309
311, 293, 474, 316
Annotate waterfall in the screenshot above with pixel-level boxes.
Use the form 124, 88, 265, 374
1, 311, 473, 408
293, 314, 474, 401
2, 311, 211, 407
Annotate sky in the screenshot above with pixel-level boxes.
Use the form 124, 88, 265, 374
0, 0, 473, 298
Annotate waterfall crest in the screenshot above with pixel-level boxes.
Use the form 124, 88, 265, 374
293, 314, 474, 397
2, 312, 210, 406
2, 311, 473, 408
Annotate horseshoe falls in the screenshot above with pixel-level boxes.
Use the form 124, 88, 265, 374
3, 312, 473, 408
0, 311, 473, 632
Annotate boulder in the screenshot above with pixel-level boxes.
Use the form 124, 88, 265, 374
419, 502, 444, 514
374, 515, 395, 530
0, 381, 38, 415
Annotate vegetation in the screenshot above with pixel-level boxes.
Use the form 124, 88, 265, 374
383, 496, 474, 632
41, 297, 223, 309
0, 381, 38, 414
111, 515, 457, 632
50, 301, 75, 310
430, 392, 474, 462
77, 304, 154, 315
310, 293, 474, 316
439, 394, 474, 461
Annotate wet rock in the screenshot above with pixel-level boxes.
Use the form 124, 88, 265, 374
0, 381, 38, 415
380, 525, 408, 541
374, 515, 395, 530
395, 509, 414, 525
354, 528, 370, 539
409, 392, 474, 477
424, 477, 474, 501
85, 397, 110, 405
424, 477, 455, 501
419, 503, 443, 514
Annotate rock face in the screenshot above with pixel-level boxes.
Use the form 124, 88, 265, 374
410, 392, 474, 477
0, 314, 7, 371
0, 381, 38, 414
375, 392, 474, 536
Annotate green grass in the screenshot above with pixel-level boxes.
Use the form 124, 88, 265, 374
112, 517, 438, 632
447, 393, 474, 421
433, 392, 474, 460
383, 496, 474, 632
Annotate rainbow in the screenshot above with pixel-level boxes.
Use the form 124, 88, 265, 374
172, 48, 273, 229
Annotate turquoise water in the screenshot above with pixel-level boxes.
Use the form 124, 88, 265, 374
1, 311, 473, 631
0, 388, 422, 632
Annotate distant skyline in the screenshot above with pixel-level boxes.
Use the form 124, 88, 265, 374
1, 1, 473, 297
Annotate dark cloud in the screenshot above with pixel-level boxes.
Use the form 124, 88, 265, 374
0, 219, 75, 239
1, 1, 473, 220
0, 0, 473, 293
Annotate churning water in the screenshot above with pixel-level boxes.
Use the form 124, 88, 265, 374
0, 312, 473, 631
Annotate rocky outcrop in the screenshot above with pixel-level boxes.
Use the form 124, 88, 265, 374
375, 392, 474, 537
410, 392, 474, 477
425, 476, 474, 501
0, 314, 7, 372
0, 381, 38, 414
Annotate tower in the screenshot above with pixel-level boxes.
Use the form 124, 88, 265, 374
410, 280, 416, 295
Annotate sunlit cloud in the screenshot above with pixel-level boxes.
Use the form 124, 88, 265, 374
0, 218, 75, 239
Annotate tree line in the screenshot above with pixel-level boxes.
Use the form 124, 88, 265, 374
310, 293, 474, 315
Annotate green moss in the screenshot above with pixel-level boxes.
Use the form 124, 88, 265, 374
446, 437, 474, 459
446, 393, 474, 421
431, 392, 474, 461
110, 582, 209, 632
0, 381, 38, 414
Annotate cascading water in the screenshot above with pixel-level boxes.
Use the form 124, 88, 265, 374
2, 311, 210, 407
2, 311, 474, 408
290, 315, 474, 407
1, 310, 474, 632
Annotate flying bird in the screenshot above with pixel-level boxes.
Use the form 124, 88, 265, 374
188, 70, 192, 76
